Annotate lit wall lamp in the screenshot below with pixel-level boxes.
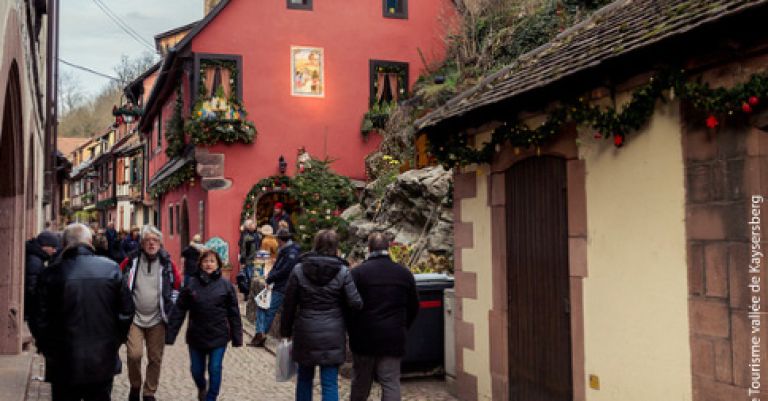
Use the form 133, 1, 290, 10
279, 155, 287, 175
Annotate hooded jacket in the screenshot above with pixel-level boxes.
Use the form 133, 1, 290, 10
120, 249, 181, 324
25, 239, 50, 324
166, 268, 243, 349
35, 245, 133, 385
280, 253, 363, 366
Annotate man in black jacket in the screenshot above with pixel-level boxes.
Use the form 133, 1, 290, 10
348, 233, 419, 401
250, 228, 300, 347
24, 231, 59, 338
36, 223, 133, 401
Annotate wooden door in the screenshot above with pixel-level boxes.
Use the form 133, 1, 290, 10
506, 156, 572, 401
180, 199, 190, 248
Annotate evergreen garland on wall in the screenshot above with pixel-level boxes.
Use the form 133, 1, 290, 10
149, 163, 196, 199
187, 60, 257, 146
428, 69, 768, 167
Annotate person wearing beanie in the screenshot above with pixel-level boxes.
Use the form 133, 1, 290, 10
25, 231, 60, 337
269, 202, 292, 233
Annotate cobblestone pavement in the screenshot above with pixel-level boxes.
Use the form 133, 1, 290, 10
110, 315, 458, 401
22, 312, 456, 401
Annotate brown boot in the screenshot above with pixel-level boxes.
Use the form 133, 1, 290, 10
248, 332, 265, 347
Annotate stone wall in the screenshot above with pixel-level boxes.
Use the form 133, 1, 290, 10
685, 119, 768, 400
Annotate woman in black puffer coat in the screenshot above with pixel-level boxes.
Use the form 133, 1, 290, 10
167, 249, 243, 401
281, 229, 363, 401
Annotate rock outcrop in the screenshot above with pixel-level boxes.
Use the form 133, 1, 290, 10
343, 166, 453, 272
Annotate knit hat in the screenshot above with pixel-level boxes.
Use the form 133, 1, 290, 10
37, 231, 60, 249
274, 202, 284, 210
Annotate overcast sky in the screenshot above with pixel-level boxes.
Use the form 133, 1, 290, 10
61, 0, 202, 97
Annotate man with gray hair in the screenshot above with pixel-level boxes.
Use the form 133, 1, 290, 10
348, 232, 419, 401
120, 225, 181, 401
36, 223, 133, 401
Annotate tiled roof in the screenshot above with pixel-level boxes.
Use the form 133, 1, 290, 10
57, 137, 89, 158
416, 0, 768, 130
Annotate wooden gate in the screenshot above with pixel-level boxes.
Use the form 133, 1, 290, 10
506, 156, 572, 401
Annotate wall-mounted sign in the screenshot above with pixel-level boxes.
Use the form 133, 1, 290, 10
291, 46, 324, 97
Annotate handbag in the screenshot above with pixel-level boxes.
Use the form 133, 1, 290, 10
255, 284, 272, 309
275, 338, 297, 382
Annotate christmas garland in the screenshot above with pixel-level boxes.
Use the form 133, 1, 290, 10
165, 87, 186, 158
428, 68, 768, 167
240, 175, 293, 222
112, 104, 143, 117
238, 158, 356, 250
188, 60, 257, 146
149, 163, 196, 199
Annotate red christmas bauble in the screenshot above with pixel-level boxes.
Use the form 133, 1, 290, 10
742, 103, 753, 113
706, 115, 719, 129
749, 96, 760, 106
614, 135, 624, 147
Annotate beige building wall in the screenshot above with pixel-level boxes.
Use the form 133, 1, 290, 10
458, 163, 494, 401
580, 101, 692, 401
457, 130, 496, 400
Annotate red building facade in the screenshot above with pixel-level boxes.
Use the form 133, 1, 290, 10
137, 0, 456, 271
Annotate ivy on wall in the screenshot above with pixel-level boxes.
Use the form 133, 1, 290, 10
428, 69, 768, 167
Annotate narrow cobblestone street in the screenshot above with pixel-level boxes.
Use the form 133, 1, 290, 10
24, 314, 457, 401
110, 331, 457, 401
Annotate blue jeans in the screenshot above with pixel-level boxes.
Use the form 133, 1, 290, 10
255, 290, 284, 334
189, 346, 226, 401
296, 365, 339, 401
244, 264, 254, 285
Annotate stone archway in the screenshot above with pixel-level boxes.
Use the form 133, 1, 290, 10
0, 62, 26, 354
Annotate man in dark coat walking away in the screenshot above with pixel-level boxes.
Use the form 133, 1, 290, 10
24, 231, 59, 337
35, 223, 133, 401
348, 232, 419, 401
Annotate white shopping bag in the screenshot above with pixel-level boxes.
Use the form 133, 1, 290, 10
255, 284, 272, 309
275, 338, 297, 382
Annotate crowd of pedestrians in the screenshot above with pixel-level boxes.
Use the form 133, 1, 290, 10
23, 212, 421, 401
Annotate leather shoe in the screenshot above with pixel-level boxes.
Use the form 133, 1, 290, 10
128, 389, 140, 401
248, 332, 265, 347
